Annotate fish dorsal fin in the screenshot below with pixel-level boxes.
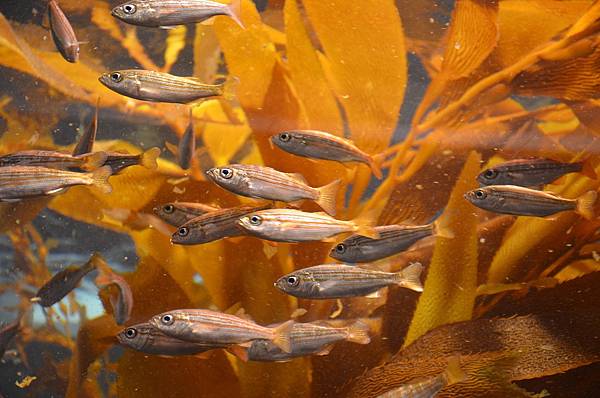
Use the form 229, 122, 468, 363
165, 141, 178, 156
286, 172, 307, 185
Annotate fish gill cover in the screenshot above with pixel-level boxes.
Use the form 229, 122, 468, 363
0, 0, 598, 397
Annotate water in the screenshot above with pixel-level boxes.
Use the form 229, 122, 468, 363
0, 0, 599, 397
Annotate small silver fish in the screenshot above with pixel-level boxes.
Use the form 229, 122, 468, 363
0, 150, 107, 171
178, 113, 195, 170
31, 258, 97, 307
275, 262, 423, 299
0, 316, 21, 358
0, 165, 112, 202
153, 202, 219, 227
238, 320, 370, 362
150, 309, 294, 353
376, 357, 466, 398
477, 158, 596, 187
464, 185, 597, 220
94, 254, 133, 326
330, 221, 453, 263
72, 98, 99, 156
171, 204, 270, 245
48, 0, 79, 63
237, 209, 377, 243
103, 147, 160, 174
99, 70, 228, 104
206, 164, 341, 216
112, 0, 243, 29
271, 130, 383, 179
117, 323, 223, 356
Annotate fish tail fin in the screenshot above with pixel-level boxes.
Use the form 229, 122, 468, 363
580, 158, 598, 180
444, 356, 467, 385
79, 151, 107, 171
576, 190, 597, 220
272, 320, 294, 353
141, 147, 160, 170
90, 166, 113, 194
352, 208, 380, 239
227, 0, 245, 29
394, 262, 424, 292
316, 179, 341, 216
226, 345, 249, 362
368, 152, 385, 180
346, 321, 371, 345
432, 218, 454, 239
216, 76, 239, 102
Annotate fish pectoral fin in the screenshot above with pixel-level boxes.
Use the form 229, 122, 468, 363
226, 345, 249, 362
365, 290, 382, 298
193, 351, 214, 360
165, 141, 179, 156
315, 345, 334, 356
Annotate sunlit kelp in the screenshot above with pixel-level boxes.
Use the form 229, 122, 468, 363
0, 0, 599, 397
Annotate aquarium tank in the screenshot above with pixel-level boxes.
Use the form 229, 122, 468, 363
0, 0, 599, 397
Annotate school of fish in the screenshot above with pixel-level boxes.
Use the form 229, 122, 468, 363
1, 1, 598, 397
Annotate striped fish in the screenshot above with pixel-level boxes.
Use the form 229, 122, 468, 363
275, 263, 424, 299
99, 70, 229, 104
0, 150, 106, 171
464, 185, 597, 220
111, 0, 243, 29
206, 164, 341, 215
0, 165, 112, 201
237, 208, 377, 243
48, 0, 79, 63
271, 130, 383, 179
150, 309, 294, 353
171, 204, 269, 245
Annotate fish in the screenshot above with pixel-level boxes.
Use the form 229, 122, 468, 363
94, 254, 133, 325
274, 262, 424, 299
271, 130, 384, 179
0, 316, 21, 358
31, 257, 97, 307
99, 70, 232, 104
103, 147, 160, 174
150, 309, 294, 353
171, 204, 270, 245
235, 320, 370, 362
477, 158, 597, 187
206, 164, 341, 216
464, 185, 597, 220
72, 98, 99, 156
117, 323, 224, 356
0, 150, 107, 171
178, 112, 195, 169
153, 202, 220, 227
111, 0, 243, 29
48, 0, 79, 63
329, 221, 454, 263
236, 209, 378, 243
376, 356, 466, 398
0, 165, 112, 202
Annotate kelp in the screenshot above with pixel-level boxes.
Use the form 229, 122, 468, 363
0, 0, 599, 397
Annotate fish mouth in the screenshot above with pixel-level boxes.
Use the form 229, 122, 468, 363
205, 168, 217, 180
98, 74, 110, 86
236, 217, 252, 230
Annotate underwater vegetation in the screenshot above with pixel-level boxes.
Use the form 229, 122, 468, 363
0, 0, 600, 397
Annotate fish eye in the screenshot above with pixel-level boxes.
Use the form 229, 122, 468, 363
219, 168, 233, 179
110, 72, 123, 82
279, 133, 291, 142
122, 4, 137, 14
335, 244, 346, 253
161, 314, 174, 325
474, 189, 487, 199
483, 169, 498, 179
286, 276, 299, 286
178, 227, 189, 236
249, 215, 262, 226
124, 328, 137, 339
163, 204, 174, 213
